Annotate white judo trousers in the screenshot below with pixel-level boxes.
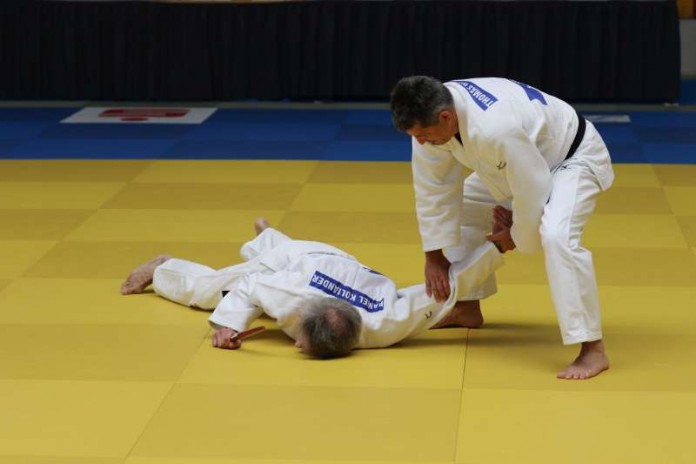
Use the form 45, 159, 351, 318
152, 228, 504, 349
152, 227, 351, 312
451, 125, 605, 344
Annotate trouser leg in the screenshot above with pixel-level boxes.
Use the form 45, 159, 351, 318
152, 257, 270, 310
240, 227, 292, 261
541, 161, 603, 344
447, 173, 505, 301
153, 228, 295, 309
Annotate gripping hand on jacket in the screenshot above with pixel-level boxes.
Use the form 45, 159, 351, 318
425, 249, 451, 302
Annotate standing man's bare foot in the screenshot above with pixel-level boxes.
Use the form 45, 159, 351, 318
254, 217, 271, 235
431, 300, 484, 329
120, 255, 172, 295
557, 340, 610, 380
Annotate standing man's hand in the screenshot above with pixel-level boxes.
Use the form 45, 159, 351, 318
425, 249, 451, 302
492, 205, 513, 230
212, 327, 242, 350
486, 228, 516, 253
487, 205, 516, 253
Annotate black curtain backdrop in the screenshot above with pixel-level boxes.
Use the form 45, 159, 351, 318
0, 1, 681, 102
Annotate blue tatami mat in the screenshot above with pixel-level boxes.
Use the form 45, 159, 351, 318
0, 107, 695, 163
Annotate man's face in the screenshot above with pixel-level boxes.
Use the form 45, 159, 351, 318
406, 110, 457, 146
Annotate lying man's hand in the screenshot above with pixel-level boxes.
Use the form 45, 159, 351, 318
212, 327, 242, 350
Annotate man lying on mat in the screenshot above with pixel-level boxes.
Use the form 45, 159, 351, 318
121, 216, 509, 359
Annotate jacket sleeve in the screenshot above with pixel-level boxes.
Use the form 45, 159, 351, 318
489, 113, 551, 253
207, 274, 264, 331
412, 138, 467, 252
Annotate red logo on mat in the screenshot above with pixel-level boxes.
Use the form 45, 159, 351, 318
99, 108, 190, 122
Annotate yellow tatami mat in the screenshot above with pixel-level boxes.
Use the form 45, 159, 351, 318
1, 160, 695, 464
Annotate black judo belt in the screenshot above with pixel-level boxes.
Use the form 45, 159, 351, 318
565, 109, 586, 160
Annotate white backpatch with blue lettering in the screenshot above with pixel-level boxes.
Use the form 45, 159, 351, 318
309, 271, 385, 313
454, 80, 498, 111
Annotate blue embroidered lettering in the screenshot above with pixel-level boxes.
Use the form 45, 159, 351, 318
309, 271, 385, 313
454, 80, 498, 111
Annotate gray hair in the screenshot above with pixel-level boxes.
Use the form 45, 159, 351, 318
389, 75, 454, 132
299, 297, 362, 359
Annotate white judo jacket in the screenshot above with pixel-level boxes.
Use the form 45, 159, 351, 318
413, 78, 614, 254
153, 228, 503, 349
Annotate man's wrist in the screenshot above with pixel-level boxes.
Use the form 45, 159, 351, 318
425, 249, 445, 260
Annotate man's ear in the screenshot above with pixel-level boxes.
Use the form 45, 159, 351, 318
439, 109, 454, 124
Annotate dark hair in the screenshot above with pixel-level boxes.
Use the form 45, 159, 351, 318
389, 75, 454, 132
300, 297, 362, 359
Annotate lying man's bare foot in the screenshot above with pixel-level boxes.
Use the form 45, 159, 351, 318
254, 217, 270, 235
557, 340, 610, 380
120, 255, 172, 295
432, 300, 484, 329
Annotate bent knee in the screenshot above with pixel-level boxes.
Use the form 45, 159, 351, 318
540, 222, 574, 252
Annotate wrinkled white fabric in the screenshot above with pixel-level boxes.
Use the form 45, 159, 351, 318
153, 228, 504, 348
411, 78, 613, 344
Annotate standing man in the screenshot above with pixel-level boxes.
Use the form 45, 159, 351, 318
390, 76, 614, 380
